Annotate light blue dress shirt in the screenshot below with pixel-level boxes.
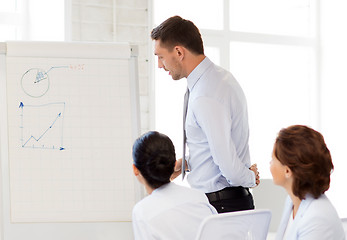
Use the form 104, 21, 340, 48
185, 57, 255, 193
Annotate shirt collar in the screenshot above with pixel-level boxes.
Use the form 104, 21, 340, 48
186, 56, 213, 92
152, 182, 172, 194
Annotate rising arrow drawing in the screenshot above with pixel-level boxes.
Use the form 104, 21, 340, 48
19, 102, 65, 150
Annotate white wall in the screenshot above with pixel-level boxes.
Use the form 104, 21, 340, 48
71, 0, 151, 134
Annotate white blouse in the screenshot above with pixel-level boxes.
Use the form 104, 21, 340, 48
283, 208, 294, 240
132, 182, 217, 240
276, 195, 345, 240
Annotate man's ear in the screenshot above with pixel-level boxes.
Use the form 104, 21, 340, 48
133, 164, 140, 176
174, 46, 185, 60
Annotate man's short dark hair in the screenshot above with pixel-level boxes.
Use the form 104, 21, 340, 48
151, 15, 204, 55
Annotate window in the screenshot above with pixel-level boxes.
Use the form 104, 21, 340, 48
229, 0, 311, 36
0, 0, 22, 40
0, 0, 66, 41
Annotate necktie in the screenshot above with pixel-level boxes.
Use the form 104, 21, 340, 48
182, 88, 189, 180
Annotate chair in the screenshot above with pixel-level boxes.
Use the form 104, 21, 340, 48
251, 179, 287, 232
195, 209, 272, 240
341, 218, 347, 237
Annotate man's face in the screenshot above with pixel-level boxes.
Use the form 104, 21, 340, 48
154, 40, 184, 80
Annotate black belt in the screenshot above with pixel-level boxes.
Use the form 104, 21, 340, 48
206, 186, 250, 202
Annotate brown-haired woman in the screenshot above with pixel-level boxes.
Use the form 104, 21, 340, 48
270, 125, 345, 240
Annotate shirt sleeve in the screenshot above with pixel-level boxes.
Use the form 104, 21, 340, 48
191, 96, 255, 187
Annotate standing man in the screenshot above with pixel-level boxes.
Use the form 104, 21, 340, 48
151, 16, 260, 213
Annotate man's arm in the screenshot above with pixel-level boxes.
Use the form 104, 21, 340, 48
192, 96, 257, 187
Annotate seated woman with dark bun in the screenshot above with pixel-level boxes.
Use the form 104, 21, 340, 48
131, 131, 217, 240
271, 125, 345, 240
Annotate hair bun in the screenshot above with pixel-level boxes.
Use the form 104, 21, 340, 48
146, 153, 175, 183
132, 131, 176, 189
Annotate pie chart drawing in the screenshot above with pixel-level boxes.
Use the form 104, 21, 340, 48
21, 68, 50, 98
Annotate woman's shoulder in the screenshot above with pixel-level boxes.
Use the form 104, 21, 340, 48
306, 194, 337, 213
296, 194, 345, 239
300, 194, 341, 225
132, 182, 212, 220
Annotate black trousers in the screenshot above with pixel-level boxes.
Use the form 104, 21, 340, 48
206, 187, 255, 213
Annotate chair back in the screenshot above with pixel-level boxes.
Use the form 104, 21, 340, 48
251, 179, 287, 232
341, 218, 347, 237
195, 209, 272, 240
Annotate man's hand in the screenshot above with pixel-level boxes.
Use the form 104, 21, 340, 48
170, 158, 182, 181
249, 163, 260, 187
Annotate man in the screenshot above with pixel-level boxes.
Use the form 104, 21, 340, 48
151, 16, 260, 213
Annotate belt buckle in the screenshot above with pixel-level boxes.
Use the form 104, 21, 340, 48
207, 191, 218, 202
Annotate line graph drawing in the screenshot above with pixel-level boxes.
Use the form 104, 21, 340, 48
20, 66, 68, 98
19, 102, 66, 150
